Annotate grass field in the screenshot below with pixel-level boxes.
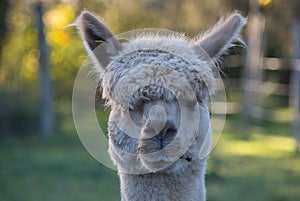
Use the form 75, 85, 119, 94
1, 116, 300, 201
207, 121, 300, 201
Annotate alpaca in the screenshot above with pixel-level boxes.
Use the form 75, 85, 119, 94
76, 11, 246, 201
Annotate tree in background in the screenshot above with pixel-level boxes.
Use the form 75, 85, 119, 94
35, 3, 54, 136
0, 0, 10, 133
0, 0, 234, 135
0, 0, 9, 56
0, 0, 297, 137
0, 0, 83, 135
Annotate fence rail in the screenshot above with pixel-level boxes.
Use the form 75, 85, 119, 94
226, 56, 299, 71
213, 56, 298, 126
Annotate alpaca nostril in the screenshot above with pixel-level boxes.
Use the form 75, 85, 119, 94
163, 128, 177, 141
157, 126, 178, 148
163, 122, 178, 137
166, 128, 177, 136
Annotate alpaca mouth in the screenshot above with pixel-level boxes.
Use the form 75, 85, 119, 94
137, 136, 186, 171
137, 137, 175, 155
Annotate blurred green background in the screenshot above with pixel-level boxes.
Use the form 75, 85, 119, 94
0, 0, 300, 200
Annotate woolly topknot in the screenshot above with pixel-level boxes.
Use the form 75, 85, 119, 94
100, 35, 216, 108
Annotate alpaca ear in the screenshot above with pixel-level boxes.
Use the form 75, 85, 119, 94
76, 11, 122, 67
193, 12, 247, 59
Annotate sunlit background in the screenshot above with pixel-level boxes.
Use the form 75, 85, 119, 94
0, 0, 299, 200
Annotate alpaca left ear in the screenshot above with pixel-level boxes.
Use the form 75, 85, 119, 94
193, 12, 247, 59
76, 11, 122, 67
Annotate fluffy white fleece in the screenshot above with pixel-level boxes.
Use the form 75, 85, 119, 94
101, 35, 213, 201
101, 35, 215, 109
76, 11, 247, 201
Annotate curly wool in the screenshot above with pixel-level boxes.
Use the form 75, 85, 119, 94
100, 35, 216, 108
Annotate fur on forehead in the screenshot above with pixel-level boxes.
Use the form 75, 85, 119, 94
100, 34, 216, 108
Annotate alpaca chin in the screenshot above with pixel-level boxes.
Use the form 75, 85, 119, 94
139, 151, 195, 173
138, 152, 172, 171
140, 157, 175, 172
138, 146, 184, 172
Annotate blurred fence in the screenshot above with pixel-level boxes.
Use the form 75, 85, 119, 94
221, 56, 294, 115
211, 1, 300, 151
212, 54, 300, 150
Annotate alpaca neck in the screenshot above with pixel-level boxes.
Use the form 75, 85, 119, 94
119, 159, 207, 201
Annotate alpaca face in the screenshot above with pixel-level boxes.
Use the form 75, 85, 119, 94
108, 96, 210, 173
135, 99, 211, 173
104, 43, 213, 173
76, 11, 247, 173
116, 99, 183, 172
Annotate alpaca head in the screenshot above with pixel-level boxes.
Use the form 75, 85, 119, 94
76, 11, 246, 174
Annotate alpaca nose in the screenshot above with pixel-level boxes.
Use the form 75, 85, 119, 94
143, 104, 178, 142
146, 104, 167, 136
142, 119, 178, 150
156, 123, 178, 148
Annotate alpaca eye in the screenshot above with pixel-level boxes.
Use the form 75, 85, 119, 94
128, 105, 145, 127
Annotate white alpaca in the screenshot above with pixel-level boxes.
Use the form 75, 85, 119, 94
76, 11, 246, 201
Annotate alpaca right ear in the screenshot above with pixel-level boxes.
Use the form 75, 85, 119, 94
193, 12, 247, 60
76, 11, 122, 67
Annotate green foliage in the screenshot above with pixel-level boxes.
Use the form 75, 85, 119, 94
0, 0, 233, 134
0, 1, 85, 134
0, 2, 40, 134
0, 0, 294, 135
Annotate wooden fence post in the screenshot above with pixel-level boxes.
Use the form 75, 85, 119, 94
291, 18, 300, 152
242, 0, 265, 125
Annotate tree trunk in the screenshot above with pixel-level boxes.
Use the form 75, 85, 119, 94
36, 3, 54, 136
0, 0, 9, 57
